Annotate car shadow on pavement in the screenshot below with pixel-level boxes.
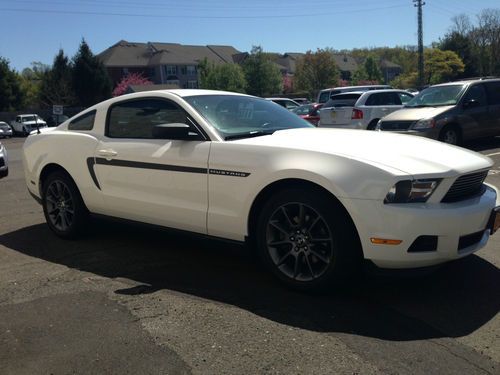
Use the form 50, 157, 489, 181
464, 136, 500, 152
1, 220, 499, 342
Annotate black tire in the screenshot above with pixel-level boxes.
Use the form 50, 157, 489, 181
367, 119, 379, 130
439, 126, 461, 146
255, 188, 362, 292
42, 171, 88, 239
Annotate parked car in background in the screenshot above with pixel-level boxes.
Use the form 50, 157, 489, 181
293, 98, 310, 105
265, 97, 300, 110
22, 89, 500, 292
317, 85, 392, 104
10, 114, 47, 136
0, 121, 13, 138
318, 90, 414, 129
291, 103, 323, 126
376, 78, 500, 145
0, 141, 8, 178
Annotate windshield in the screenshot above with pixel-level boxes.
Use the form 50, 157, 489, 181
185, 95, 313, 140
405, 85, 465, 107
292, 104, 314, 115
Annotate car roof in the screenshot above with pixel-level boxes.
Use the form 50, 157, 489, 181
265, 97, 297, 101
320, 85, 391, 92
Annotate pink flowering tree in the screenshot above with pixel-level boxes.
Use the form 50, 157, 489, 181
112, 72, 153, 97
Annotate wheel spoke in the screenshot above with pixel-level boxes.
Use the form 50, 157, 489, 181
268, 239, 291, 247
269, 220, 289, 236
310, 236, 332, 243
310, 249, 330, 264
308, 215, 321, 231
280, 206, 295, 230
48, 208, 59, 215
276, 250, 294, 266
297, 204, 305, 226
293, 253, 301, 279
304, 254, 315, 279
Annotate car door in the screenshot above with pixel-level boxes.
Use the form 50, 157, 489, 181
93, 97, 211, 234
484, 81, 500, 135
458, 83, 492, 139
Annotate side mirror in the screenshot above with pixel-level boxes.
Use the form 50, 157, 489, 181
152, 123, 200, 140
463, 99, 480, 109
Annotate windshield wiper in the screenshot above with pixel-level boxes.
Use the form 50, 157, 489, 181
224, 130, 275, 141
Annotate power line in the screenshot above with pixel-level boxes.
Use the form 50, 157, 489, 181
0, 4, 408, 19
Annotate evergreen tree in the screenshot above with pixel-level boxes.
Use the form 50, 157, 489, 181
72, 39, 112, 107
0, 57, 25, 111
39, 50, 75, 107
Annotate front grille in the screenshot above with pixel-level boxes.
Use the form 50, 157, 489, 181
408, 235, 438, 252
458, 230, 485, 251
442, 170, 488, 203
0, 157, 4, 167
379, 121, 415, 131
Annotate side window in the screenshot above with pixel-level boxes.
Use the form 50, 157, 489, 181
107, 99, 189, 139
386, 92, 402, 105
68, 110, 96, 131
485, 82, 500, 105
365, 93, 382, 106
398, 92, 413, 104
464, 84, 487, 106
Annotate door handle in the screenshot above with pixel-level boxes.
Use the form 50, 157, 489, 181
97, 149, 118, 160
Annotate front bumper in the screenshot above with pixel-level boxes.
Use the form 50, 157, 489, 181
341, 184, 498, 269
0, 129, 12, 137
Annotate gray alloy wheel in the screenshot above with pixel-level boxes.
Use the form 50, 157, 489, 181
256, 188, 361, 292
265, 202, 334, 282
42, 171, 88, 239
45, 179, 75, 232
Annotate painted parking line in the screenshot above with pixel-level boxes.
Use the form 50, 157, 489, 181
485, 152, 500, 157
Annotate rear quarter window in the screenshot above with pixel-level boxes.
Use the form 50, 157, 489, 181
68, 110, 96, 131
485, 82, 500, 105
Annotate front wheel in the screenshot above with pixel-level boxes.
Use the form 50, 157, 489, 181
256, 188, 361, 292
439, 126, 461, 145
42, 171, 88, 239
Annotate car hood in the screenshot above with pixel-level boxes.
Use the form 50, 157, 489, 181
382, 106, 454, 121
233, 128, 492, 177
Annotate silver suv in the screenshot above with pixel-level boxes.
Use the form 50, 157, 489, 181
376, 78, 500, 145
316, 85, 392, 104
318, 89, 414, 129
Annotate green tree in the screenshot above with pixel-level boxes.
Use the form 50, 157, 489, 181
39, 50, 75, 107
0, 57, 25, 111
204, 63, 246, 93
20, 62, 49, 108
294, 49, 339, 98
439, 31, 478, 78
242, 46, 282, 96
364, 55, 382, 82
351, 66, 368, 85
424, 49, 465, 84
72, 39, 112, 107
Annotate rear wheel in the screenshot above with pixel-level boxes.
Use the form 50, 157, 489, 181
256, 188, 361, 292
42, 171, 88, 239
367, 119, 379, 130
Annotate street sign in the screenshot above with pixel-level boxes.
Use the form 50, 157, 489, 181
53, 105, 63, 115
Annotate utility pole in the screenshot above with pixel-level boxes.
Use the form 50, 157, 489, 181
413, 0, 425, 88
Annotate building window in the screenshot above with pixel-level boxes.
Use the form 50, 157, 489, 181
166, 80, 180, 86
181, 66, 187, 75
165, 65, 177, 75
122, 67, 129, 75
187, 65, 197, 75
187, 80, 198, 89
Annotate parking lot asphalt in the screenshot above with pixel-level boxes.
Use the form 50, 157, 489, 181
0, 136, 498, 374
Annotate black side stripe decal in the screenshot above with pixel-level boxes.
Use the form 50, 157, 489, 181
86, 157, 101, 190
95, 157, 207, 174
87, 157, 250, 189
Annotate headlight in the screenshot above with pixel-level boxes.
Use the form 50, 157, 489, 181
412, 118, 436, 130
384, 179, 441, 203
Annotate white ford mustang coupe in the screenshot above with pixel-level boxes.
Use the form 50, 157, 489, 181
23, 90, 500, 291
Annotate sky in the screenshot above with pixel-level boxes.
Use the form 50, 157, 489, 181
0, 0, 499, 72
